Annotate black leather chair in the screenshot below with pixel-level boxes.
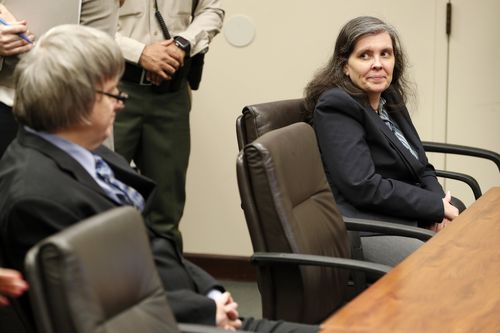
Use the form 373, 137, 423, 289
236, 122, 434, 324
235, 98, 499, 324
421, 141, 500, 199
24, 207, 228, 333
236, 98, 500, 201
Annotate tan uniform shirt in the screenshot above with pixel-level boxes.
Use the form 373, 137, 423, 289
80, 0, 121, 36
116, 0, 224, 64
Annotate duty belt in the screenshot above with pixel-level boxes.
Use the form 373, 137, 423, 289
122, 62, 152, 86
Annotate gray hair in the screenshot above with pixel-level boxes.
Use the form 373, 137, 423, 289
304, 16, 411, 114
13, 24, 124, 132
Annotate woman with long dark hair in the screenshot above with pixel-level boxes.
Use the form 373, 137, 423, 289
305, 16, 459, 265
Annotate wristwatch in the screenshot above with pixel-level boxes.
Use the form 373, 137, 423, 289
174, 36, 191, 55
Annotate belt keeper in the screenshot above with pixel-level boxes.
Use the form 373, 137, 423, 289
139, 70, 152, 86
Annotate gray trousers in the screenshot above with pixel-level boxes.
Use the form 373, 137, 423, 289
361, 235, 424, 266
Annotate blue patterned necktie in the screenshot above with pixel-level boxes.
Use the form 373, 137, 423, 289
94, 155, 145, 211
378, 104, 419, 160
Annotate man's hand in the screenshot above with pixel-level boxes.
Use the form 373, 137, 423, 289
0, 268, 29, 306
215, 292, 242, 331
139, 39, 185, 85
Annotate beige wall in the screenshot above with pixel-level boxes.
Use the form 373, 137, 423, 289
444, 0, 500, 204
181, 0, 498, 256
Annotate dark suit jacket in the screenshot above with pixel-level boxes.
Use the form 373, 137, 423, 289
314, 87, 444, 226
0, 128, 221, 327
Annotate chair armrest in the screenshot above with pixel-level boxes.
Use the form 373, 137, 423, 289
435, 169, 482, 199
422, 141, 500, 171
251, 252, 391, 278
179, 324, 252, 333
343, 216, 435, 241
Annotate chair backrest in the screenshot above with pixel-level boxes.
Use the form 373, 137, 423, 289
236, 122, 350, 324
25, 206, 179, 333
236, 99, 482, 208
236, 98, 309, 151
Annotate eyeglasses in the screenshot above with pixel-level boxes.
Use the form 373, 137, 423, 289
96, 90, 129, 104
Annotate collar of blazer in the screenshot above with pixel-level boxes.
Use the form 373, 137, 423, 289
17, 128, 155, 204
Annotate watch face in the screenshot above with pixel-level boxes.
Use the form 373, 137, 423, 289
175, 37, 190, 52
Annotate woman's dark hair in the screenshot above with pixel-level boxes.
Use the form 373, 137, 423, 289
304, 16, 411, 115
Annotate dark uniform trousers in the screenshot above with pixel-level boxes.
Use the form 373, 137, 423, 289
114, 79, 191, 248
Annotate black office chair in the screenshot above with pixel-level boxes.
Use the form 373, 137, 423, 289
422, 141, 500, 199
24, 207, 229, 333
236, 122, 434, 324
236, 98, 500, 202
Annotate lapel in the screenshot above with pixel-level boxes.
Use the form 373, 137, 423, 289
19, 129, 120, 203
389, 108, 425, 159
363, 100, 424, 180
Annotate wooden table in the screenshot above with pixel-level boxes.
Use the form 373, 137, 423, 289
321, 187, 500, 333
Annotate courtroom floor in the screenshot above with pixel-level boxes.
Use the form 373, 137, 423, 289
220, 280, 262, 319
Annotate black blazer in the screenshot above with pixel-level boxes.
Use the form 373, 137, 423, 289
0, 128, 221, 326
314, 87, 444, 226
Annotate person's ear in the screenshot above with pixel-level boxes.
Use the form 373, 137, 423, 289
343, 64, 349, 77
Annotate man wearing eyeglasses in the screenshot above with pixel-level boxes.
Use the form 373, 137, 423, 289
0, 24, 148, 332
